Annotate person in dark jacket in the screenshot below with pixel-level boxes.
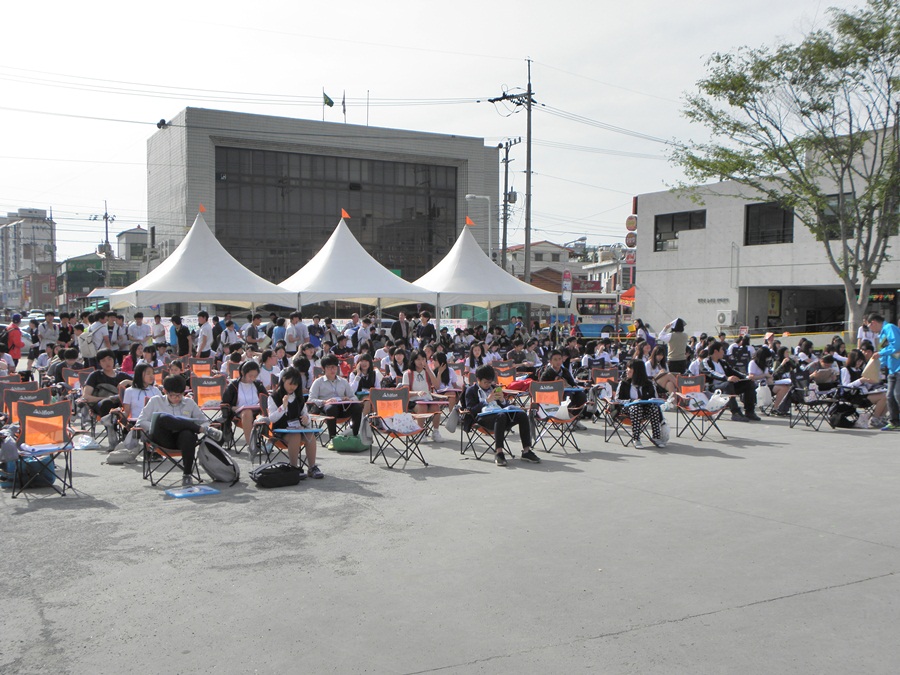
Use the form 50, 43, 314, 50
463, 364, 539, 466
702, 341, 758, 421
540, 349, 588, 428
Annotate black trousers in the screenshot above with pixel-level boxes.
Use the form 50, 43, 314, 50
477, 410, 531, 451
720, 379, 756, 413
151, 413, 203, 474
668, 359, 687, 376
90, 396, 122, 418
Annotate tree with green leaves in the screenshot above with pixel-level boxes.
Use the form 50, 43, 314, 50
673, 0, 900, 334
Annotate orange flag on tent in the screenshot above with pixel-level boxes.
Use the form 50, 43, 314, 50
465, 216, 475, 226
341, 208, 351, 219
198, 203, 206, 213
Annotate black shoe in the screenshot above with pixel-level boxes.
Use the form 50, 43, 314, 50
745, 411, 762, 421
520, 449, 541, 463
307, 465, 324, 479
495, 452, 508, 467
731, 412, 748, 422
182, 474, 194, 487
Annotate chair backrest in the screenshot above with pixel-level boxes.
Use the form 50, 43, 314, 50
370, 386, 409, 419
591, 367, 617, 385
227, 362, 242, 380
449, 363, 465, 384
77, 370, 94, 389
495, 364, 516, 388
313, 366, 324, 379
677, 374, 706, 395
153, 366, 166, 386
5, 387, 53, 425
191, 375, 226, 406
17, 400, 72, 448
62, 368, 84, 390
0, 380, 39, 407
492, 360, 513, 370
529, 380, 564, 406
189, 358, 215, 377
0, 374, 22, 383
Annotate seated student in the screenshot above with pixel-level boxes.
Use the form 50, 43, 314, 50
507, 338, 536, 374
383, 346, 408, 386
373, 339, 393, 366
34, 342, 55, 371
432, 351, 463, 410
136, 374, 223, 486
401, 349, 447, 442
122, 363, 162, 420
50, 348, 83, 392
256, 349, 280, 390
841, 347, 887, 426
645, 345, 677, 396
467, 342, 487, 371
540, 349, 588, 429
291, 343, 319, 395
523, 338, 542, 370
274, 344, 290, 371
80, 349, 133, 444
349, 353, 382, 420
0, 344, 14, 374
167, 359, 185, 380
463, 364, 539, 466
804, 353, 840, 390
615, 359, 665, 449
137, 344, 166, 369
354, 341, 373, 365
267, 367, 322, 478
687, 348, 708, 376
220, 350, 243, 376
747, 347, 774, 386
121, 343, 142, 375
770, 346, 798, 415
222, 361, 268, 456
307, 354, 363, 440
702, 341, 759, 421
332, 335, 353, 358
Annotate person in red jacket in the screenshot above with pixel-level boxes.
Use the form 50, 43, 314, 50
7, 313, 24, 366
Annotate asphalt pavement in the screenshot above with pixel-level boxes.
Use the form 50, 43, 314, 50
2, 410, 899, 674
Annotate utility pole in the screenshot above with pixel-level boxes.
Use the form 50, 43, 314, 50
90, 201, 115, 287
499, 137, 521, 272
489, 60, 535, 321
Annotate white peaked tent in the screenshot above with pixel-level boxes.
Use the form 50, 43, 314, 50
280, 219, 436, 307
410, 226, 557, 308
109, 213, 296, 309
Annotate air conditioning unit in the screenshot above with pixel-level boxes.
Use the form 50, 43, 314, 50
716, 309, 738, 326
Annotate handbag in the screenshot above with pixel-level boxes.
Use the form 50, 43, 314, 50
249, 462, 303, 488
445, 406, 460, 434
122, 428, 141, 451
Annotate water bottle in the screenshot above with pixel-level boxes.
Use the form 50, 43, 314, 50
808, 381, 818, 402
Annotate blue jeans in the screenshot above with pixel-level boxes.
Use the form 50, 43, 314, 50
888, 372, 900, 425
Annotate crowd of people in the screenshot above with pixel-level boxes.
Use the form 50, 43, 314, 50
10, 306, 900, 483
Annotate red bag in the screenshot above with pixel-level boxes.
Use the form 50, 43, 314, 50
507, 378, 532, 392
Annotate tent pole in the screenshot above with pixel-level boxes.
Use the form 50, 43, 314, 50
376, 299, 382, 339
435, 294, 441, 333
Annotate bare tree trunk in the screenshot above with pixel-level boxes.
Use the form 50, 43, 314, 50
843, 277, 871, 344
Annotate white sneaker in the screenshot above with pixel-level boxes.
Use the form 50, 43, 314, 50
205, 426, 223, 443
633, 438, 644, 449
431, 428, 445, 443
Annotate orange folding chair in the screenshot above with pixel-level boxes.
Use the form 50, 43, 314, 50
140, 425, 203, 487
368, 387, 429, 468
5, 388, 53, 426
190, 375, 227, 437
12, 401, 75, 498
675, 375, 727, 441
590, 367, 618, 423
529, 380, 580, 453
153, 366, 166, 387
188, 357, 215, 377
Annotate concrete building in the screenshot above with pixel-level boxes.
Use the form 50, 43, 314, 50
504, 240, 591, 293
146, 108, 498, 290
635, 179, 900, 336
0, 208, 57, 311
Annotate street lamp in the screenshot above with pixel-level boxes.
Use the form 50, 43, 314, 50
465, 194, 492, 261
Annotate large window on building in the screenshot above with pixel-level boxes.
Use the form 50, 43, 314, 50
817, 193, 855, 241
745, 202, 794, 245
654, 210, 705, 252
214, 147, 458, 283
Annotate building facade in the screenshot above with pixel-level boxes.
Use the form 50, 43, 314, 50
635, 180, 900, 336
147, 108, 499, 288
0, 208, 57, 310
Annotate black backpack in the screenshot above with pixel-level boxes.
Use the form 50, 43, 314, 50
827, 402, 858, 429
0, 326, 9, 350
250, 462, 304, 488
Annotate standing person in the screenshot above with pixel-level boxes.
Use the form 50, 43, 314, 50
464, 364, 539, 466
285, 312, 308, 357
115, 315, 130, 365
136, 375, 223, 487
390, 311, 411, 343
416, 311, 436, 346
37, 310, 59, 353
57, 313, 73, 348
857, 317, 877, 350
127, 312, 152, 351
195, 311, 214, 358
307, 315, 324, 349
243, 314, 262, 351
6, 313, 24, 368
657, 318, 689, 375
171, 316, 192, 358
866, 313, 900, 431
151, 314, 168, 350
268, 367, 321, 478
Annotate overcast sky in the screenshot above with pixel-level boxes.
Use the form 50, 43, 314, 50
1, 0, 860, 261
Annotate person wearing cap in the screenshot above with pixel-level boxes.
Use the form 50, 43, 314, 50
657, 318, 689, 375
6, 313, 24, 367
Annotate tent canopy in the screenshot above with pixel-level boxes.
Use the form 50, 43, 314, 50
401, 226, 557, 309
280, 219, 435, 307
109, 213, 296, 309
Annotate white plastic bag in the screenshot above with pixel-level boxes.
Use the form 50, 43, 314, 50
756, 383, 773, 408
658, 418, 670, 446
706, 389, 730, 412
74, 434, 102, 451
383, 412, 422, 434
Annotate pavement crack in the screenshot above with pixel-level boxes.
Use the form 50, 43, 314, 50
401, 570, 898, 675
